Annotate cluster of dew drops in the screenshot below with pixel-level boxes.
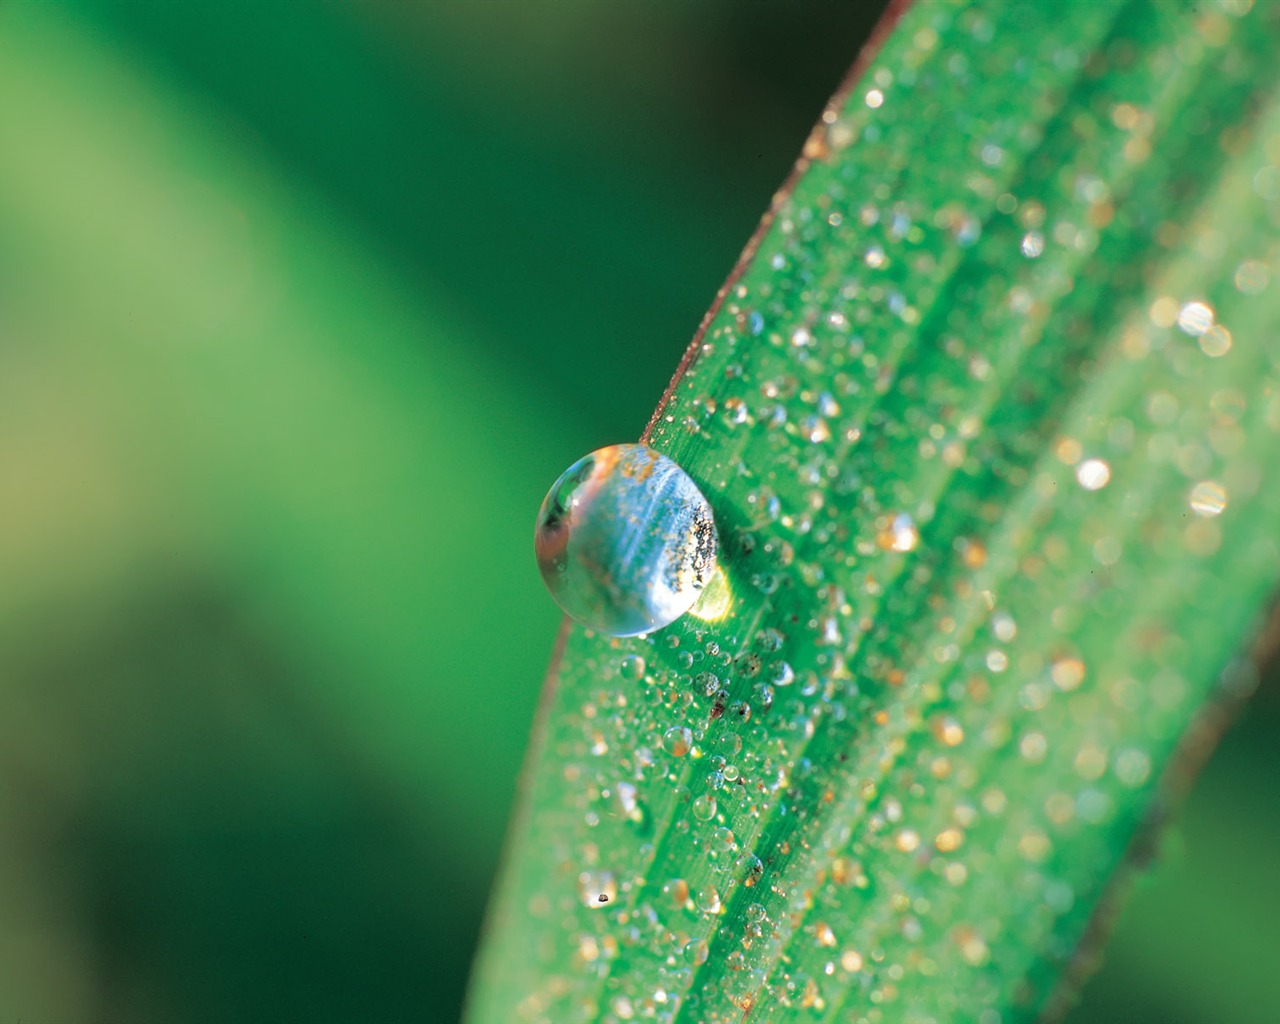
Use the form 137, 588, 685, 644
565, 612, 853, 1023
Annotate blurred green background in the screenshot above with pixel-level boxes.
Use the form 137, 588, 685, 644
0, 2, 1275, 1022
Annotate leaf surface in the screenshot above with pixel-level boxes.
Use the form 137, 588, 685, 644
469, 2, 1280, 1021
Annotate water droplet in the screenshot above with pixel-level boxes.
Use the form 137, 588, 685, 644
1115, 747, 1152, 787
683, 938, 710, 965
1076, 458, 1111, 491
878, 513, 919, 552
661, 878, 690, 911
1189, 480, 1228, 517
756, 628, 785, 652
1177, 300, 1214, 336
692, 794, 718, 821
717, 732, 743, 758
534, 443, 719, 636
663, 726, 693, 757
696, 886, 722, 915
618, 654, 646, 682
579, 870, 617, 908
953, 925, 990, 967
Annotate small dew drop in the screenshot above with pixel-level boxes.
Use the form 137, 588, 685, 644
1115, 748, 1152, 787
1020, 732, 1048, 763
953, 926, 990, 967
1074, 744, 1107, 781
1018, 829, 1051, 863
1177, 300, 1214, 336
696, 886, 722, 915
879, 513, 920, 553
619, 654, 646, 682
992, 611, 1017, 642
579, 870, 617, 909
771, 661, 796, 687
1051, 656, 1086, 692
662, 878, 690, 909
1076, 458, 1111, 491
1077, 788, 1114, 824
1149, 296, 1179, 327
711, 736, 740, 766
1235, 260, 1269, 294
934, 717, 965, 747
1199, 324, 1232, 358
803, 416, 832, 443
1189, 480, 1227, 517
663, 726, 693, 757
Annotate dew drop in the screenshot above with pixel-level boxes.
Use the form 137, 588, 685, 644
662, 878, 690, 908
878, 513, 920, 552
619, 654, 646, 682
1189, 480, 1227, 517
696, 885, 722, 915
717, 732, 743, 758
534, 443, 719, 636
579, 870, 617, 909
1076, 458, 1111, 491
663, 726, 693, 757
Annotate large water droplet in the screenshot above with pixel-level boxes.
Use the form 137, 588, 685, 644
534, 443, 719, 636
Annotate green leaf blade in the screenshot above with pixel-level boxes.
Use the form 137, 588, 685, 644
469, 2, 1280, 1022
